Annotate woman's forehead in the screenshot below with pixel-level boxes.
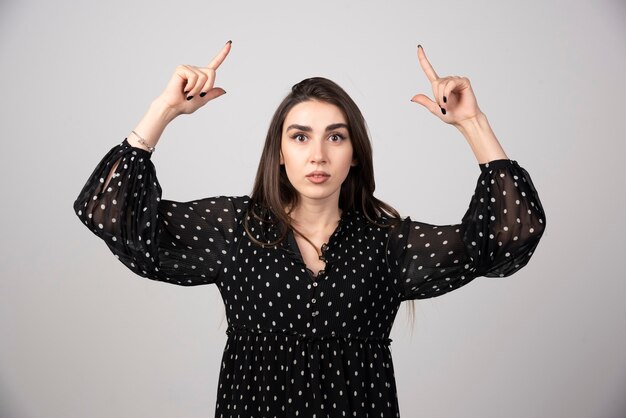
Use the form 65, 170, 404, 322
284, 100, 347, 128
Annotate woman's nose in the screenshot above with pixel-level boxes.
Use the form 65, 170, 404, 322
310, 139, 327, 163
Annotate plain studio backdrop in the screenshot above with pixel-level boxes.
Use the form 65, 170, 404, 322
1, 0, 625, 417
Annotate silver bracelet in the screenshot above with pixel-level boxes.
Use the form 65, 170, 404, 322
131, 130, 156, 153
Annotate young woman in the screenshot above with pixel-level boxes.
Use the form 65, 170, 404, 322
74, 40, 546, 417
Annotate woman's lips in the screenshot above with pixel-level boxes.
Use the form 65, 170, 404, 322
306, 173, 330, 184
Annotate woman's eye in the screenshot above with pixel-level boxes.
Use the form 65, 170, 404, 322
290, 133, 346, 143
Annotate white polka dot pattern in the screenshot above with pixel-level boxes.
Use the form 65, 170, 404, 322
74, 139, 546, 416
387, 159, 546, 300
73, 139, 245, 286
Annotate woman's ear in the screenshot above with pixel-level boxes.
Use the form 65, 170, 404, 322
351, 158, 358, 167
280, 150, 284, 165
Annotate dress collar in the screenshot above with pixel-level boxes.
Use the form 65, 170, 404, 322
249, 204, 361, 262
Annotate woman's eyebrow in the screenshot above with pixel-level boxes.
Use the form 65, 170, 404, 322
286, 123, 349, 132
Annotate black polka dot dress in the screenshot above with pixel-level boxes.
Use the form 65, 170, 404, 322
74, 139, 546, 417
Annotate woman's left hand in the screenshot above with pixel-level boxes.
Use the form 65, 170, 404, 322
410, 45, 483, 127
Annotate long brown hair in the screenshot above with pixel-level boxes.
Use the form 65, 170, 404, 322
243, 76, 416, 328
246, 77, 400, 237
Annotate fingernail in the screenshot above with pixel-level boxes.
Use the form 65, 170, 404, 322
227, 40, 232, 44
184, 90, 190, 94
418, 44, 422, 49
443, 96, 447, 103
199, 92, 207, 97
441, 107, 446, 115
187, 95, 194, 101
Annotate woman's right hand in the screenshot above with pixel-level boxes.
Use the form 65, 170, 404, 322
156, 41, 231, 117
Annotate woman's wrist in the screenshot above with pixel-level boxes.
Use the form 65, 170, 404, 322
127, 99, 179, 152
454, 112, 508, 164
147, 96, 180, 126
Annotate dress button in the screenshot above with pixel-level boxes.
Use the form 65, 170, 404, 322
312, 311, 319, 317
311, 298, 316, 304
312, 282, 318, 287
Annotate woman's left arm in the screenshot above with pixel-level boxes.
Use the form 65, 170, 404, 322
386, 46, 547, 301
410, 44, 508, 164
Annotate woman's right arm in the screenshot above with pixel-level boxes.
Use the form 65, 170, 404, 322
74, 41, 239, 286
101, 98, 177, 189
104, 41, 232, 188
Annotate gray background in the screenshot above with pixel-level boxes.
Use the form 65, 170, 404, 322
1, 0, 625, 417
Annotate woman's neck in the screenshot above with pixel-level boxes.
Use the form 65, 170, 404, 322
287, 198, 342, 234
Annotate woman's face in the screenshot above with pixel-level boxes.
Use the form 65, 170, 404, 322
280, 100, 357, 206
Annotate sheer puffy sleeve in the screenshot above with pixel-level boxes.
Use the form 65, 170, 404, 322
387, 159, 546, 300
73, 138, 250, 286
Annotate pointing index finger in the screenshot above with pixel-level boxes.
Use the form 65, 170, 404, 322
207, 40, 232, 70
417, 45, 439, 82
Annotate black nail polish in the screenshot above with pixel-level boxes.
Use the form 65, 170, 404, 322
418, 44, 422, 49
441, 107, 446, 115
199, 92, 207, 97
187, 95, 194, 101
227, 40, 232, 44
443, 96, 447, 103
184, 90, 190, 95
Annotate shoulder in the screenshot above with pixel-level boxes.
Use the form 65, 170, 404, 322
160, 195, 252, 225
223, 195, 252, 212
203, 195, 252, 221
191, 195, 250, 208
370, 211, 407, 229
350, 210, 407, 239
